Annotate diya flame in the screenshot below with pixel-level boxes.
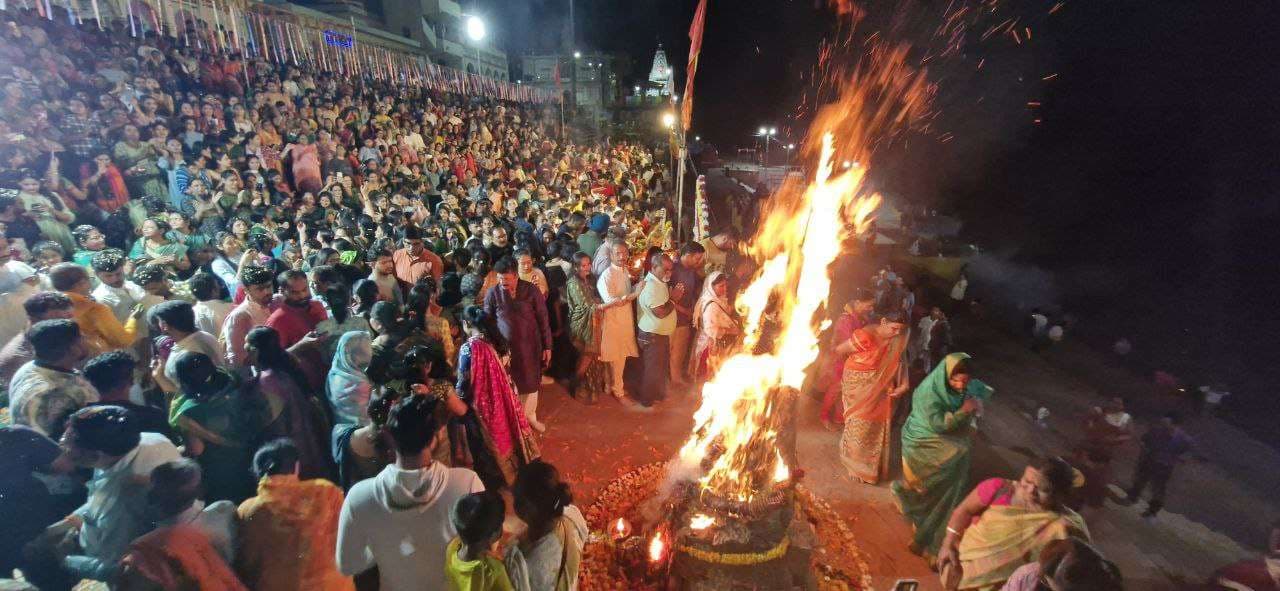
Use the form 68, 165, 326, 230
674, 43, 932, 502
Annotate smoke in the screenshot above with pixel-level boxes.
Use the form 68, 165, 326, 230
964, 249, 1059, 320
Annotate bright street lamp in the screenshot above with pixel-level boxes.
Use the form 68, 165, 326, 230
787, 143, 795, 149
758, 126, 767, 135
465, 15, 486, 41
662, 112, 676, 129
695, 135, 701, 141
573, 51, 582, 59
769, 127, 777, 135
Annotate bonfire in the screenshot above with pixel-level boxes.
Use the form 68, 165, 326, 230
580, 11, 934, 588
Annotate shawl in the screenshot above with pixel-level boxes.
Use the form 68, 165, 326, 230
466, 336, 533, 458
901, 352, 994, 442
123, 525, 248, 591
327, 331, 373, 425
79, 161, 130, 212
842, 327, 909, 421
692, 271, 734, 333
957, 504, 1089, 590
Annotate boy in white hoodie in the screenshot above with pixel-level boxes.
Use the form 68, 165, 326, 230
336, 395, 484, 590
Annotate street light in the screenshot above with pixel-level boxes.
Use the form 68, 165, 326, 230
769, 127, 777, 135
574, 50, 582, 59
465, 15, 486, 41
758, 126, 767, 135
463, 15, 485, 77
695, 135, 701, 141
662, 112, 676, 129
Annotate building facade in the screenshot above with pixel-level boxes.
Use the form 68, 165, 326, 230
520, 52, 617, 124
377, 0, 509, 80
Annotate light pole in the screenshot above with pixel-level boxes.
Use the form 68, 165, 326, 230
572, 50, 581, 118
757, 126, 777, 166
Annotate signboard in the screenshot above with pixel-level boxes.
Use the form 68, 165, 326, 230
324, 30, 354, 48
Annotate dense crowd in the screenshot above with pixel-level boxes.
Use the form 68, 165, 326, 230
0, 9, 747, 591
0, 8, 1270, 591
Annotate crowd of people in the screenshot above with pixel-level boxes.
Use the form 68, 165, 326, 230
0, 8, 1269, 591
0, 9, 751, 591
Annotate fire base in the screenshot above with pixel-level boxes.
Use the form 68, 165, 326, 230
581, 463, 872, 591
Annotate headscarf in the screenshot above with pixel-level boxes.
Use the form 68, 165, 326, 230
692, 271, 730, 331
326, 331, 373, 425
902, 352, 994, 440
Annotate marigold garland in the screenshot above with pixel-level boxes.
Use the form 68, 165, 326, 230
677, 536, 791, 565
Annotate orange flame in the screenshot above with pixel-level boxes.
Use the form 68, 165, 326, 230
674, 38, 929, 501
648, 530, 667, 562
689, 514, 716, 530
612, 517, 631, 539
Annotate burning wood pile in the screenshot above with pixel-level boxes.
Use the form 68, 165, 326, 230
578, 36, 931, 590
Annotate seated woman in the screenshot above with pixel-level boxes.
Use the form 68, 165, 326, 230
938, 457, 1089, 591
130, 217, 187, 268
170, 352, 264, 504
505, 460, 588, 591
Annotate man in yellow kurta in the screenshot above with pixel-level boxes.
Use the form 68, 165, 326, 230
49, 263, 140, 355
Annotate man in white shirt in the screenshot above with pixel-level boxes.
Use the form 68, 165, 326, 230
30, 406, 181, 584
89, 249, 145, 324
189, 273, 233, 341
636, 252, 683, 407
337, 395, 483, 590
149, 300, 224, 392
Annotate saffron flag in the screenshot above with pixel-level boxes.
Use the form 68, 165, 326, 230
682, 0, 708, 131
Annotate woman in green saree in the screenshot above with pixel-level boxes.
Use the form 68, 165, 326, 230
129, 217, 187, 266
169, 351, 266, 504
891, 352, 994, 560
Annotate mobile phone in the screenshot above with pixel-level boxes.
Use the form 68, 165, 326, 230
892, 580, 919, 591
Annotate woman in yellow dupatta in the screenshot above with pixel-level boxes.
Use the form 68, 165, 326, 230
837, 312, 910, 484
937, 457, 1089, 591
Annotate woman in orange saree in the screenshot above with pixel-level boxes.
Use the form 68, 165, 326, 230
839, 312, 910, 484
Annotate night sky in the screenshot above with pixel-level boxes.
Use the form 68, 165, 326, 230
486, 0, 1280, 433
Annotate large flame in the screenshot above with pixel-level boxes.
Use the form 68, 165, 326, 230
675, 42, 930, 501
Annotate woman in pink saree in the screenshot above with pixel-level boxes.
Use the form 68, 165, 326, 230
284, 135, 323, 194
456, 306, 539, 487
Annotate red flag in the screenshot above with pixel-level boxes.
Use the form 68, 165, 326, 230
682, 0, 708, 131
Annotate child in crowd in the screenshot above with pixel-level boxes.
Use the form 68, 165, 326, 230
446, 491, 515, 591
